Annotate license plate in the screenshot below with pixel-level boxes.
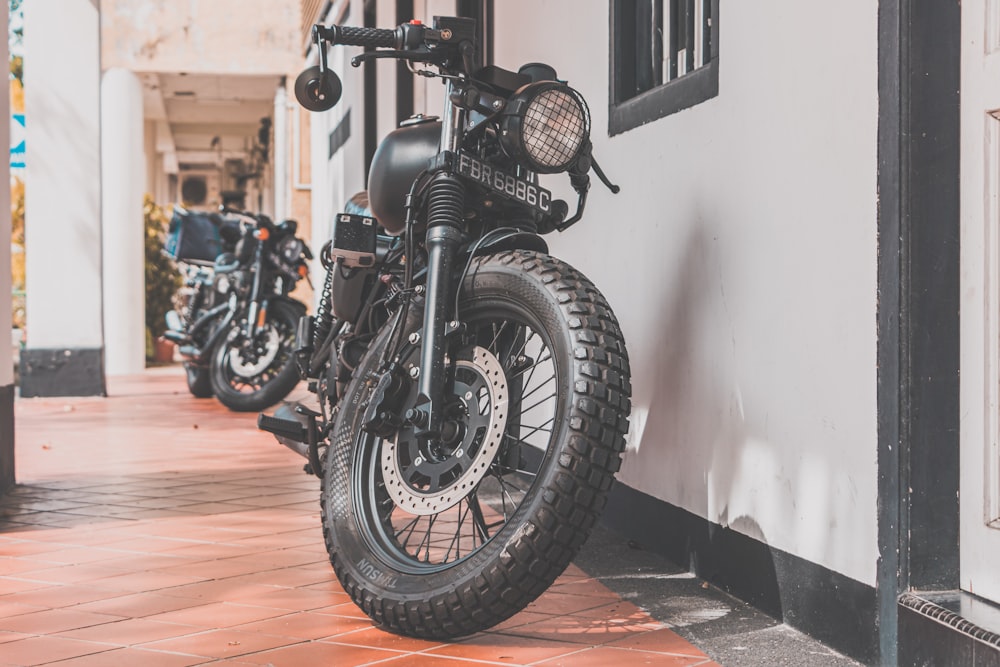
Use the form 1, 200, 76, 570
456, 152, 552, 214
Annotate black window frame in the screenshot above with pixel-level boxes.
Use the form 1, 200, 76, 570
609, 0, 719, 136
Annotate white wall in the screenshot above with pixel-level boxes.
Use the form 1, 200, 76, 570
23, 0, 103, 352
493, 1, 879, 585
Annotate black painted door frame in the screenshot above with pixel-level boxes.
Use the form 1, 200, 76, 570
876, 0, 961, 664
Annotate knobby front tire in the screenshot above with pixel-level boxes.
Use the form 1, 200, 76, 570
320, 250, 631, 638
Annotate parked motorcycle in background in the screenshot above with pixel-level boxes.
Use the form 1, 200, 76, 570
163, 206, 312, 412
260, 15, 631, 638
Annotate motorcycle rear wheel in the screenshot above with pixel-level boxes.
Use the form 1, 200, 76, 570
209, 300, 302, 412
321, 250, 631, 638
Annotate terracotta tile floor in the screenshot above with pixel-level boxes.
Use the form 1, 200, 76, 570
2, 366, 720, 666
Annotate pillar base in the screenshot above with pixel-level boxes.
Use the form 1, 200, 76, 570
0, 383, 13, 495
19, 348, 106, 397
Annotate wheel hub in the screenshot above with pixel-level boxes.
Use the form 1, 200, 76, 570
381, 346, 508, 516
228, 326, 280, 377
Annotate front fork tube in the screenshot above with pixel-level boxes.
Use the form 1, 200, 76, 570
245, 246, 266, 338
413, 175, 466, 438
415, 224, 463, 437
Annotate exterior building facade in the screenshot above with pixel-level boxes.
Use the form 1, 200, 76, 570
5, 0, 997, 663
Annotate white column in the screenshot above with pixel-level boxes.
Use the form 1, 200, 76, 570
22, 0, 104, 396
101, 68, 147, 376
274, 85, 289, 222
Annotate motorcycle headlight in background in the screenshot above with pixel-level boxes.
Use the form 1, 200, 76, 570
279, 236, 305, 263
499, 82, 590, 173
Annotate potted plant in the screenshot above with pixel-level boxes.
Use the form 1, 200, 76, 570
144, 195, 181, 363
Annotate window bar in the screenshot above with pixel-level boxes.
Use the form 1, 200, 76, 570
662, 0, 672, 82
702, 0, 712, 66
669, 0, 680, 80
693, 0, 704, 69
685, 0, 696, 75
652, 0, 664, 87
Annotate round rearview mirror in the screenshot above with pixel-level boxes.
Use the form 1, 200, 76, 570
294, 66, 343, 112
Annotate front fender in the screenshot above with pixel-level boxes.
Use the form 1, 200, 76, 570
472, 231, 548, 257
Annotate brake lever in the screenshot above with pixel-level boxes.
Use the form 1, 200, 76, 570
350, 49, 440, 68
590, 156, 620, 194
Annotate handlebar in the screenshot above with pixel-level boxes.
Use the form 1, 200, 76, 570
317, 25, 400, 49
313, 18, 474, 67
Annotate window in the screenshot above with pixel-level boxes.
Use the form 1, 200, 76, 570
610, 0, 719, 136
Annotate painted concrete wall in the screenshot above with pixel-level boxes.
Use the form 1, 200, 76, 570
23, 0, 103, 352
101, 0, 300, 75
493, 2, 879, 585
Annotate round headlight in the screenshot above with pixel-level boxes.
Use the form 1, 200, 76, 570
500, 82, 590, 173
280, 236, 304, 263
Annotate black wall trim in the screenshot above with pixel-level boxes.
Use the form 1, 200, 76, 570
456, 0, 493, 68
19, 348, 106, 398
877, 0, 961, 663
899, 0, 960, 593
328, 108, 351, 159
876, 1, 904, 663
0, 384, 13, 495
604, 484, 878, 665
395, 0, 414, 123
363, 0, 377, 185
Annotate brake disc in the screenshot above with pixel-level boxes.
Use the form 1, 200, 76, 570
381, 346, 509, 516
228, 326, 280, 377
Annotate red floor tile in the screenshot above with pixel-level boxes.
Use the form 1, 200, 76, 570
236, 639, 403, 666
55, 617, 201, 646
0, 636, 113, 665
426, 632, 581, 663
231, 610, 372, 641
37, 647, 205, 666
0, 608, 125, 634
143, 601, 294, 629
533, 646, 712, 666
138, 627, 303, 659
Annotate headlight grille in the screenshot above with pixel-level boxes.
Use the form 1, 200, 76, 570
501, 82, 591, 173
522, 88, 588, 170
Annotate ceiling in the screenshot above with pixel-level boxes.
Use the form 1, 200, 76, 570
140, 72, 283, 173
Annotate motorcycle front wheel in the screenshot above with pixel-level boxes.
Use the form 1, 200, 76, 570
321, 250, 631, 638
184, 362, 213, 398
209, 300, 303, 412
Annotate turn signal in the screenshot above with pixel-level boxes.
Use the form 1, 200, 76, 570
254, 227, 270, 241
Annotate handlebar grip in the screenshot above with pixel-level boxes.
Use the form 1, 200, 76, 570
327, 25, 398, 49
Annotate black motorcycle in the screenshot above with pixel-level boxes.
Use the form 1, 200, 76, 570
260, 16, 631, 638
164, 207, 311, 412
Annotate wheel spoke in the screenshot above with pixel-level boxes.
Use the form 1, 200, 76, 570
357, 308, 564, 571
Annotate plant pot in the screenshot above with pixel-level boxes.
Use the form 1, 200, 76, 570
153, 338, 175, 364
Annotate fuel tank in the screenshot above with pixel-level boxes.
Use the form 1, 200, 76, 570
367, 118, 441, 235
